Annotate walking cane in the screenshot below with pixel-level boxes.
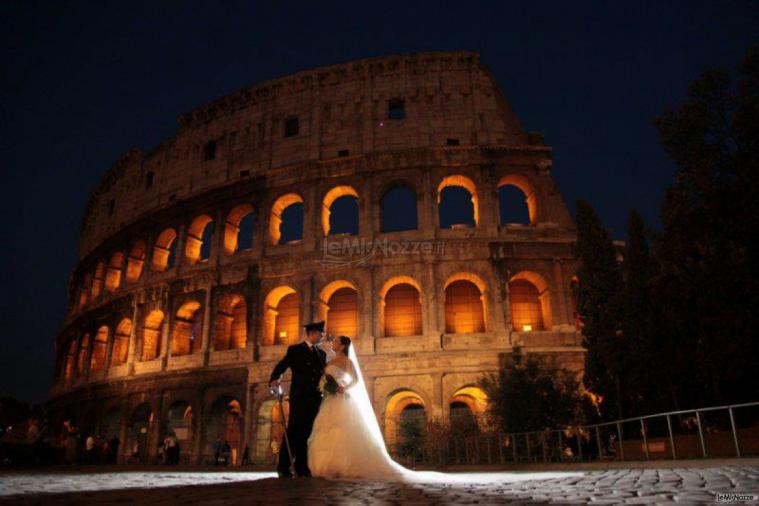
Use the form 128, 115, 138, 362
269, 383, 296, 478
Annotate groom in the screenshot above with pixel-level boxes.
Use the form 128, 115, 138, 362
269, 320, 327, 478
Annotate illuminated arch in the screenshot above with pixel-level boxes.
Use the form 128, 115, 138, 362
269, 193, 303, 245
214, 293, 247, 350
111, 318, 131, 366
126, 240, 147, 282
384, 389, 426, 447
105, 252, 124, 292
76, 334, 90, 377
185, 214, 214, 264
498, 174, 537, 225
322, 185, 359, 236
255, 397, 289, 463
449, 386, 489, 417
78, 272, 91, 308
63, 339, 77, 381
128, 402, 154, 464
443, 273, 487, 333
204, 398, 243, 464
141, 309, 164, 361
171, 300, 203, 356
437, 175, 479, 228
166, 401, 194, 462
89, 326, 109, 373
91, 261, 105, 298
509, 271, 552, 331
262, 286, 300, 346
380, 276, 423, 337
224, 204, 254, 255
318, 280, 359, 338
152, 228, 177, 271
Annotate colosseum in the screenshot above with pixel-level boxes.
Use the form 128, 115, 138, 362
49, 51, 583, 465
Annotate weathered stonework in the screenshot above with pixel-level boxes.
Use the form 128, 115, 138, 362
49, 51, 584, 465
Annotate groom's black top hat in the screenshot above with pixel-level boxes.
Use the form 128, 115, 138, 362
303, 321, 325, 333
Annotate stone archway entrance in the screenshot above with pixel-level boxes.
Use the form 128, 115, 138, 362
255, 397, 288, 464
127, 403, 152, 463
204, 398, 243, 465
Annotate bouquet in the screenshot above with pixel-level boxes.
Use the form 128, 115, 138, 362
319, 375, 339, 396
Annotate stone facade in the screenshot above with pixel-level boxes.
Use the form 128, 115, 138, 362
49, 51, 584, 465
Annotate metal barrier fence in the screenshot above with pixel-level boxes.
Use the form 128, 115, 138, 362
392, 401, 759, 466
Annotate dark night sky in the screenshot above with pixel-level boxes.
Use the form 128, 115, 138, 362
1, 1, 757, 405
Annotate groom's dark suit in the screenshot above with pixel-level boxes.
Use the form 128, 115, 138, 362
270, 341, 326, 477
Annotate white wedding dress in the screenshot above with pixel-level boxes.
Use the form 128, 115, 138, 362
307, 348, 408, 480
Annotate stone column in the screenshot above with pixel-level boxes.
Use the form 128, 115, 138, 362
201, 286, 213, 364
160, 300, 172, 369
431, 372, 444, 422
126, 300, 140, 374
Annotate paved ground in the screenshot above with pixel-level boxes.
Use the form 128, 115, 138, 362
1, 463, 758, 505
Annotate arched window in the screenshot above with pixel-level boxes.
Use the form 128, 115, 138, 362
382, 279, 423, 337
126, 240, 147, 282
224, 204, 254, 255
185, 215, 214, 264
214, 293, 247, 350
91, 262, 105, 299
171, 301, 203, 355
274, 293, 299, 345
444, 278, 485, 333
325, 286, 358, 338
384, 390, 426, 447
152, 228, 177, 271
380, 184, 417, 232
322, 186, 359, 236
105, 252, 124, 291
90, 326, 109, 373
76, 334, 90, 377
63, 340, 77, 381
141, 310, 164, 361
437, 175, 479, 229
498, 174, 536, 225
78, 272, 91, 309
508, 272, 552, 331
269, 194, 304, 245
112, 318, 131, 366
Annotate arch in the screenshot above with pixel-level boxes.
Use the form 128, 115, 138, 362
214, 293, 247, 351
324, 285, 358, 339
255, 397, 289, 463
63, 339, 77, 381
111, 318, 131, 366
185, 214, 215, 264
380, 276, 423, 337
384, 389, 426, 447
380, 183, 417, 233
444, 273, 487, 334
126, 240, 147, 282
449, 386, 489, 418
76, 334, 90, 377
105, 252, 124, 291
165, 401, 194, 463
90, 325, 109, 373
78, 272, 91, 308
509, 271, 552, 331
322, 185, 359, 236
437, 175, 479, 228
152, 228, 177, 271
204, 398, 242, 465
498, 174, 537, 225
128, 402, 153, 464
269, 193, 304, 245
91, 261, 105, 299
141, 309, 164, 361
172, 301, 203, 355
224, 204, 255, 255
262, 286, 300, 346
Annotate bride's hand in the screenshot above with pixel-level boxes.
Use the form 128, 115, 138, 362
337, 386, 345, 394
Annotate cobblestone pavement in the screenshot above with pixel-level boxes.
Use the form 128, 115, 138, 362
1, 465, 758, 505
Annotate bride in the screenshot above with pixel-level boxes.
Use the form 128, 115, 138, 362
308, 336, 408, 480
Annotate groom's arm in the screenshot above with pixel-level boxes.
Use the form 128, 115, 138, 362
269, 346, 293, 385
